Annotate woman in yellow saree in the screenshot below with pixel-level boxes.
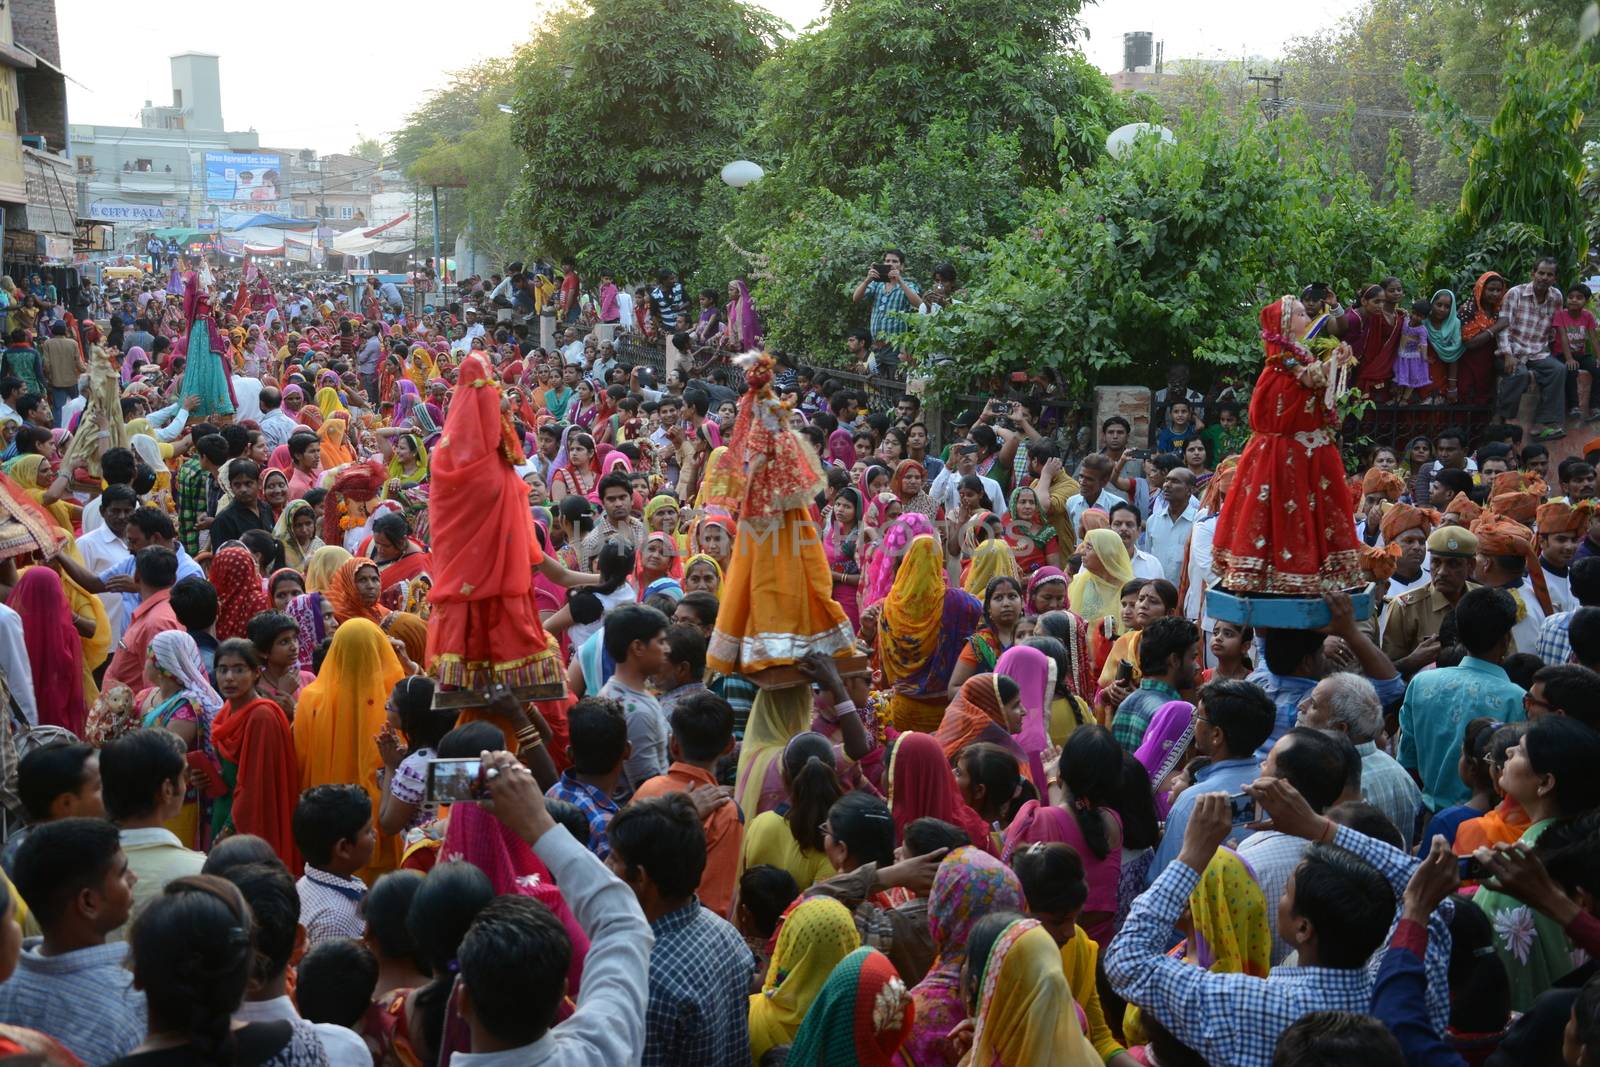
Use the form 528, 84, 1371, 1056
292, 618, 406, 881
1068, 528, 1134, 626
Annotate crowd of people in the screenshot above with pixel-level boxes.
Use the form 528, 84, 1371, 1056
0, 251, 1597, 1067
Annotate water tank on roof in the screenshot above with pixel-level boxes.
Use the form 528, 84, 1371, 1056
1123, 31, 1154, 72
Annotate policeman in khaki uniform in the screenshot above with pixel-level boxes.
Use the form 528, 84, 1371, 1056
1382, 525, 1486, 676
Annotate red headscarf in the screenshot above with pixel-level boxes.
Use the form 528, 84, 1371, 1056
6, 568, 86, 733
887, 732, 995, 854
211, 546, 271, 641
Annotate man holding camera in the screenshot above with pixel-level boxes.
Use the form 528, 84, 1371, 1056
851, 249, 923, 374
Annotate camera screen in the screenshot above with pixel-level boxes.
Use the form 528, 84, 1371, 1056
424, 758, 483, 804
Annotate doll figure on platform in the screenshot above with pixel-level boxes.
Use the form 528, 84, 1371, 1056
704, 351, 855, 676
1210, 296, 1364, 596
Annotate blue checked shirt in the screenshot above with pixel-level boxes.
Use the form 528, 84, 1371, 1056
1537, 609, 1577, 665
641, 899, 755, 1067
864, 278, 920, 339
0, 940, 146, 1065
1106, 824, 1451, 1067
547, 770, 621, 859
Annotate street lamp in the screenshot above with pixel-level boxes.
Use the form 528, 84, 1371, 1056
720, 160, 765, 189
497, 104, 515, 114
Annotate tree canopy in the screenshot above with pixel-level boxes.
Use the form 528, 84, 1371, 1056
503, 0, 784, 279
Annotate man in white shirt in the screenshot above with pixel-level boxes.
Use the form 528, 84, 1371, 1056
257, 387, 299, 450
451, 751, 650, 1067
1143, 468, 1199, 584
0, 603, 37, 724
1538, 498, 1585, 615
76, 486, 137, 644
1065, 453, 1126, 538
560, 328, 586, 366
615, 287, 635, 333
224, 863, 377, 1067
1110, 501, 1164, 580
929, 442, 1007, 518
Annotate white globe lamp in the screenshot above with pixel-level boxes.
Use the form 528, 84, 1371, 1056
720, 160, 765, 189
1105, 123, 1176, 159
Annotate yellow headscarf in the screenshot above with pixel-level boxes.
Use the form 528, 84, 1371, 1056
273, 499, 325, 570
733, 684, 811, 821
387, 434, 429, 484
291, 618, 405, 882
406, 346, 437, 392
303, 545, 353, 594
1123, 847, 1271, 1044
315, 386, 348, 421
1068, 528, 1134, 626
7, 455, 73, 533
881, 536, 947, 681
695, 446, 731, 509
748, 897, 861, 1063
971, 919, 1100, 1067
963, 538, 1020, 596
683, 552, 722, 590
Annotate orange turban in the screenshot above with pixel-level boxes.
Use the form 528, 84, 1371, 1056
1379, 503, 1437, 544
1360, 543, 1401, 583
1361, 468, 1406, 502
1490, 471, 1548, 499
1537, 498, 1594, 536
1446, 492, 1482, 524
1470, 512, 1552, 614
1582, 436, 1600, 459
1202, 456, 1239, 514
1489, 491, 1541, 524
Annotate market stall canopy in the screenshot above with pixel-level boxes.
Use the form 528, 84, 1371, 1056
150, 226, 214, 243
329, 212, 415, 257
217, 213, 317, 231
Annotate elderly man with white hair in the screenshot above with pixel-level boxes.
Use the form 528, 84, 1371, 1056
1296, 671, 1423, 849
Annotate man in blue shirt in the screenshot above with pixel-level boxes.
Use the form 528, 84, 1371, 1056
1146, 677, 1276, 886
1249, 591, 1405, 760
850, 248, 923, 345
1398, 585, 1526, 812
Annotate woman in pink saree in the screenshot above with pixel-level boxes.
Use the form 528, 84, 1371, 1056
724, 278, 761, 351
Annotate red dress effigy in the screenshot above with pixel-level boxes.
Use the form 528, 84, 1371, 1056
425, 352, 562, 690
1210, 300, 1364, 596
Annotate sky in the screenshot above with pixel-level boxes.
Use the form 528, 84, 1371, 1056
57, 0, 1365, 156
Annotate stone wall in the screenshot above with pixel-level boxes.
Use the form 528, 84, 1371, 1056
1094, 384, 1153, 449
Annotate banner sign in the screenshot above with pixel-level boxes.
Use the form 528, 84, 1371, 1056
203, 151, 282, 203
88, 201, 176, 223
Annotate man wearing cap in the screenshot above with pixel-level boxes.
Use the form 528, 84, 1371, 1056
1538, 500, 1591, 614
1382, 524, 1481, 675
1472, 511, 1552, 655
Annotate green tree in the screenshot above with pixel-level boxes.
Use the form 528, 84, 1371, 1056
752, 0, 1121, 190
715, 119, 1030, 358
349, 135, 385, 163
1412, 44, 1599, 283
902, 103, 1431, 398
392, 57, 520, 172
504, 0, 784, 280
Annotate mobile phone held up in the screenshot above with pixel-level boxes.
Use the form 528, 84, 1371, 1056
424, 757, 487, 804
1116, 659, 1135, 686
1227, 792, 1257, 825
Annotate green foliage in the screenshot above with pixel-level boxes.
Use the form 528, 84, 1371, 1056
392, 57, 520, 173
349, 136, 385, 163
1411, 44, 1599, 281
901, 104, 1432, 399
504, 0, 785, 280
715, 120, 1028, 359
752, 0, 1122, 190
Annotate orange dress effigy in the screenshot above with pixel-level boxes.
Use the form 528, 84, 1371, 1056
424, 353, 563, 690
1210, 299, 1364, 596
704, 356, 855, 675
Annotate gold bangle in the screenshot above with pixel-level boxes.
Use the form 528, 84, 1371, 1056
517, 727, 544, 750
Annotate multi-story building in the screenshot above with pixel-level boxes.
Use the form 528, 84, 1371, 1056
0, 0, 77, 271
71, 53, 317, 250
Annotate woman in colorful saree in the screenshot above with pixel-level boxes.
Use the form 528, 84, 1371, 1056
1121, 846, 1271, 1047
1067, 528, 1134, 626
786, 947, 915, 1065
747, 896, 861, 1063
968, 917, 1101, 1067
901, 846, 1024, 1066
877, 535, 982, 733
292, 618, 407, 881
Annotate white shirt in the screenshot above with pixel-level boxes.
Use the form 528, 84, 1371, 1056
235, 995, 371, 1067
615, 290, 635, 331
1184, 513, 1219, 634
77, 524, 132, 643
562, 340, 586, 366
0, 604, 37, 725
1543, 563, 1577, 615
230, 376, 263, 423
446, 826, 650, 1067
1507, 575, 1548, 655
61, 393, 86, 429
928, 466, 1007, 518
1143, 501, 1199, 585
259, 408, 299, 450
1130, 548, 1164, 581
1065, 488, 1127, 536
